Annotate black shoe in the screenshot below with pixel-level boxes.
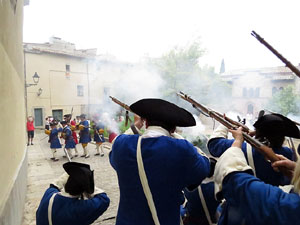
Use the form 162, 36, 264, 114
100, 153, 104, 157
81, 155, 86, 157
95, 153, 100, 156
27, 143, 29, 146
31, 143, 33, 145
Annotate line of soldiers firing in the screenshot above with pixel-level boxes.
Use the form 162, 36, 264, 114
36, 96, 300, 225
36, 31, 300, 225
44, 113, 106, 161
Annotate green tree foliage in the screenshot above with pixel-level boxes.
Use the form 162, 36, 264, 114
150, 41, 231, 108
266, 85, 299, 116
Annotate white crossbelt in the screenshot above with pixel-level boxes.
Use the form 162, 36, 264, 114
136, 136, 160, 225
48, 193, 58, 225
136, 136, 183, 225
246, 143, 256, 177
198, 186, 216, 225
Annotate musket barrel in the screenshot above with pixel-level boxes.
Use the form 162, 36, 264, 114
109, 96, 132, 112
177, 92, 280, 162
251, 30, 300, 79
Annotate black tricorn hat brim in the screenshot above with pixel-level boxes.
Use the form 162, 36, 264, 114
80, 114, 86, 118
130, 98, 196, 127
64, 114, 72, 118
63, 162, 94, 194
254, 113, 300, 138
50, 121, 58, 126
60, 121, 67, 125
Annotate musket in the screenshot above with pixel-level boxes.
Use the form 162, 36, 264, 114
109, 96, 133, 112
179, 92, 250, 132
251, 30, 300, 79
63, 148, 72, 162
177, 91, 281, 164
109, 96, 133, 126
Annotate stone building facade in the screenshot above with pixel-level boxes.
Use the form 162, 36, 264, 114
220, 66, 299, 119
24, 38, 132, 127
0, 0, 28, 224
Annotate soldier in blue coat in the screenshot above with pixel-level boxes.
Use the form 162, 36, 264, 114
110, 98, 211, 225
183, 181, 220, 225
61, 121, 76, 159
45, 121, 63, 161
182, 157, 220, 225
78, 114, 91, 158
36, 162, 110, 225
214, 127, 300, 225
208, 113, 300, 225
93, 119, 106, 156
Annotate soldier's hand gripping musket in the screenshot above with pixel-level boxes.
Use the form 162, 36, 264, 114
177, 91, 288, 171
251, 30, 300, 79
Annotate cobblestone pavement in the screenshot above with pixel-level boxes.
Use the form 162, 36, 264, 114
22, 130, 119, 225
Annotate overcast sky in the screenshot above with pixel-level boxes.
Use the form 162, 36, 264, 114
23, 0, 300, 72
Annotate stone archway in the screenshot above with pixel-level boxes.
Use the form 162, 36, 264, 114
247, 103, 254, 114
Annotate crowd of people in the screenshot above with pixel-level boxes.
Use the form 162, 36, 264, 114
34, 98, 300, 225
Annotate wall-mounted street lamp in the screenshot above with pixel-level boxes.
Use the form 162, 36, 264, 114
37, 88, 43, 96
26, 72, 40, 87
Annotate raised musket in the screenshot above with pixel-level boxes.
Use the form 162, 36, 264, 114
177, 91, 282, 165
251, 30, 300, 79
109, 96, 133, 112
109, 96, 133, 126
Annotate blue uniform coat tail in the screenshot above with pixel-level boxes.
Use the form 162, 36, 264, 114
50, 128, 63, 149
79, 120, 91, 144
63, 126, 76, 149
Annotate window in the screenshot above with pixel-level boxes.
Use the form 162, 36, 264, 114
65, 64, 71, 78
103, 87, 110, 96
279, 87, 284, 91
66, 64, 70, 72
77, 85, 84, 96
243, 88, 247, 97
247, 104, 254, 114
272, 87, 277, 96
248, 88, 254, 98
255, 87, 260, 98
52, 109, 63, 121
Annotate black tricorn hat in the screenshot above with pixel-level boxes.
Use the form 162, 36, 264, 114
80, 114, 86, 119
60, 121, 67, 125
63, 162, 94, 194
50, 120, 58, 126
64, 114, 72, 118
130, 98, 196, 127
254, 113, 300, 138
